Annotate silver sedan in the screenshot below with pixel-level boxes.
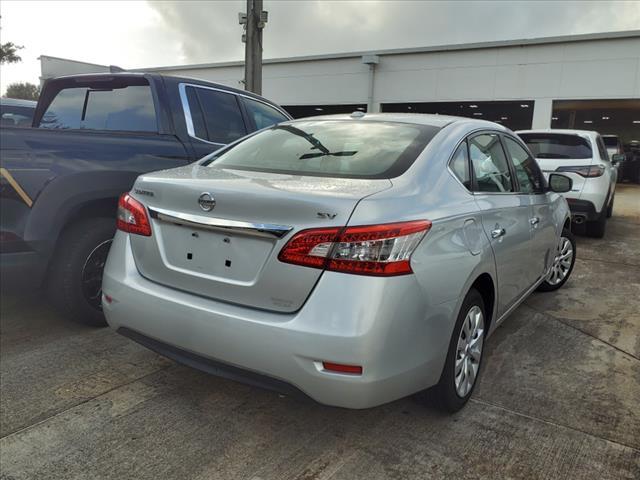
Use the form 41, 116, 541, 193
103, 113, 576, 412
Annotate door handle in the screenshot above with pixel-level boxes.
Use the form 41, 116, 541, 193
530, 217, 540, 226
491, 228, 506, 239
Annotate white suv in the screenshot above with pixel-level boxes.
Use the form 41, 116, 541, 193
517, 129, 616, 238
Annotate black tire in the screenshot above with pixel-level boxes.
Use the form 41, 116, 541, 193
419, 288, 486, 413
585, 208, 607, 238
606, 194, 614, 218
537, 228, 576, 292
47, 217, 115, 327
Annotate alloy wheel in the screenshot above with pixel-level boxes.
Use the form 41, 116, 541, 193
454, 305, 485, 397
547, 236, 573, 286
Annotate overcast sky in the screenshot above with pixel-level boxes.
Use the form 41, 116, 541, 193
1, 0, 639, 94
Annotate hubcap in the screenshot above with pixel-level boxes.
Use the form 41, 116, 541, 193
455, 305, 484, 397
81, 239, 112, 310
547, 236, 573, 286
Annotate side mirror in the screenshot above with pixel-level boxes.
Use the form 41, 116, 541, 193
611, 153, 625, 164
548, 174, 572, 193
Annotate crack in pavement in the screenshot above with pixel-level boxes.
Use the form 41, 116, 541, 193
0, 362, 175, 441
524, 302, 640, 362
470, 397, 640, 452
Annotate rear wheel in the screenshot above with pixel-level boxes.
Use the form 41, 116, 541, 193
585, 208, 607, 238
537, 228, 576, 292
47, 218, 115, 326
606, 194, 614, 218
420, 288, 486, 413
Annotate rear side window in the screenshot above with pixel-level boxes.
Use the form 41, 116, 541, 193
185, 86, 246, 144
518, 133, 592, 159
468, 134, 513, 193
242, 97, 289, 130
203, 120, 440, 179
449, 141, 471, 189
1, 105, 35, 127
40, 85, 157, 132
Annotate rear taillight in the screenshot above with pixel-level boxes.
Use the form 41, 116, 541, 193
278, 220, 431, 276
117, 193, 152, 236
556, 165, 605, 177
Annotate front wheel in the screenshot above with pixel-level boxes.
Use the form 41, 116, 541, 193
420, 288, 486, 413
537, 228, 576, 292
47, 218, 115, 326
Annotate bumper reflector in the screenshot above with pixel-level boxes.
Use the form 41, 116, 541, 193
322, 362, 363, 375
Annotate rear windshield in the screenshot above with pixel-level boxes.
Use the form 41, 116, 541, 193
201, 120, 440, 179
518, 133, 592, 159
602, 136, 619, 148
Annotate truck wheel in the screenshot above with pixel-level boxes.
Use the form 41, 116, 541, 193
585, 209, 607, 238
48, 218, 115, 327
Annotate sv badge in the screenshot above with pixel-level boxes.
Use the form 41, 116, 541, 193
317, 212, 337, 219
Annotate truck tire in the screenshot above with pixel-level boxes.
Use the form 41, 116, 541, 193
47, 218, 115, 327
585, 208, 607, 238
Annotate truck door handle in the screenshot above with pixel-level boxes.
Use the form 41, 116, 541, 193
491, 228, 506, 239
530, 217, 540, 226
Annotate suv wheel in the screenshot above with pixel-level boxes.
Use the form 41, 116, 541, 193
585, 208, 607, 238
419, 288, 486, 412
48, 218, 115, 326
538, 228, 576, 292
606, 194, 614, 218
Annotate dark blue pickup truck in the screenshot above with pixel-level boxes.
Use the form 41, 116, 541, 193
0, 73, 290, 325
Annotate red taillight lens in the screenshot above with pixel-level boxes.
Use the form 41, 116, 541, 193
556, 165, 605, 177
117, 193, 152, 236
278, 220, 431, 276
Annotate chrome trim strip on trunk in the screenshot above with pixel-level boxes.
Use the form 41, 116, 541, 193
148, 206, 293, 239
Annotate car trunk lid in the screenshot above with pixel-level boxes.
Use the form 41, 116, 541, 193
128, 164, 391, 312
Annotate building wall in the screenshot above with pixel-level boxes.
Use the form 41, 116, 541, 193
39, 56, 111, 85
40, 33, 640, 129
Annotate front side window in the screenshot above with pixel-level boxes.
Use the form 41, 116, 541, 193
449, 141, 471, 190
596, 136, 610, 161
518, 133, 592, 159
40, 85, 157, 132
468, 133, 513, 193
185, 86, 246, 144
242, 97, 289, 130
202, 120, 440, 179
503, 136, 544, 194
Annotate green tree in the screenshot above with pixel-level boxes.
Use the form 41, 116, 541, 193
0, 41, 22, 64
0, 16, 23, 64
5, 82, 39, 101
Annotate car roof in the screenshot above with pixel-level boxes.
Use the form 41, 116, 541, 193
0, 97, 38, 108
285, 112, 509, 130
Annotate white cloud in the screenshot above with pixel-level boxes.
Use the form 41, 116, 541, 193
1, 0, 638, 94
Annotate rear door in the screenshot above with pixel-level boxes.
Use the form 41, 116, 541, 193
468, 132, 533, 316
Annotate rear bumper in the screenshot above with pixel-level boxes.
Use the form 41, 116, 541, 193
102, 232, 458, 409
566, 199, 599, 221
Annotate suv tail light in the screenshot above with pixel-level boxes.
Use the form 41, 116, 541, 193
556, 165, 605, 177
117, 193, 152, 236
278, 220, 431, 276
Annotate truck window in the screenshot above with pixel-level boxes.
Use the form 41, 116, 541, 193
40, 85, 157, 132
242, 97, 289, 130
184, 86, 246, 144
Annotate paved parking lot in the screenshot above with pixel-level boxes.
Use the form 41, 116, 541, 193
1, 185, 638, 480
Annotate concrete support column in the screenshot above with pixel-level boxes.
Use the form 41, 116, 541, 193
532, 98, 553, 129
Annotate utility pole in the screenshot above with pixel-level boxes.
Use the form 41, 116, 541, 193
239, 0, 267, 95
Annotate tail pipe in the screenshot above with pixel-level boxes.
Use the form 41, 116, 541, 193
572, 214, 586, 225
